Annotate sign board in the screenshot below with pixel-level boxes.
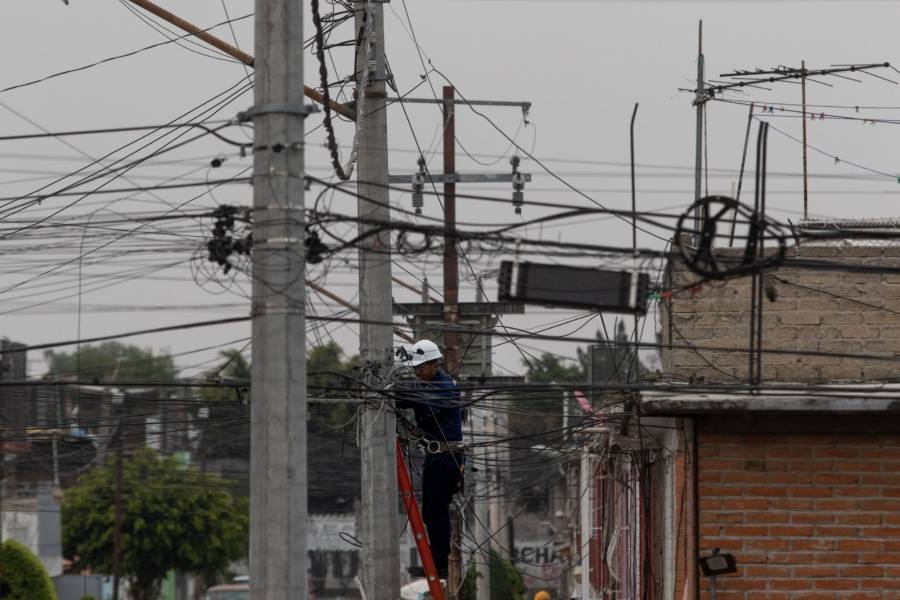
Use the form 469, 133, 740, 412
498, 261, 650, 314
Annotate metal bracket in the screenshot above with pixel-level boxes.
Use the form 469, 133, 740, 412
389, 172, 532, 184
237, 103, 320, 123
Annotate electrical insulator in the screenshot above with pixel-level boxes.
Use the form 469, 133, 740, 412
510, 155, 525, 214
411, 174, 424, 214
411, 157, 427, 214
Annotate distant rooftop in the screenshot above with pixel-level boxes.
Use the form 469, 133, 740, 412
798, 217, 900, 246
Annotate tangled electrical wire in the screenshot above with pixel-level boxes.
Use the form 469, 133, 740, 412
674, 194, 788, 280
205, 204, 252, 275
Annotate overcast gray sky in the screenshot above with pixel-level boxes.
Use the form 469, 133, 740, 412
1, 1, 898, 378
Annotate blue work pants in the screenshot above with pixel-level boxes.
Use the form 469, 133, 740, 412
421, 453, 464, 573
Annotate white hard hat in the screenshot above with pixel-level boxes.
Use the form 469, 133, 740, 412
409, 339, 442, 367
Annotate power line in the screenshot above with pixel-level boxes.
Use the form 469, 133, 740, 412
0, 13, 253, 96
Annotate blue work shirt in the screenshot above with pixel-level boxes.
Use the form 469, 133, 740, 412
397, 369, 463, 443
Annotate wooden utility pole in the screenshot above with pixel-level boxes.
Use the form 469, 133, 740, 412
442, 86, 461, 378
440, 85, 465, 600
389, 88, 530, 599
248, 0, 309, 597
355, 0, 401, 597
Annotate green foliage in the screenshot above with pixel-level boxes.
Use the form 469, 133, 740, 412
45, 341, 175, 381
307, 341, 359, 432
79, 597, 96, 600
197, 349, 252, 462
62, 449, 248, 600
215, 348, 251, 382
460, 550, 525, 600
522, 321, 647, 386
0, 538, 57, 600
523, 353, 585, 384
514, 322, 648, 513
197, 342, 361, 464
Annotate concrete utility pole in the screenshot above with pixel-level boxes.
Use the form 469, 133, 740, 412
472, 408, 492, 600
487, 409, 508, 559
355, 0, 401, 598
249, 0, 308, 597
579, 449, 593, 600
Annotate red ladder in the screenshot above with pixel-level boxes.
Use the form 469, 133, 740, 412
396, 438, 446, 600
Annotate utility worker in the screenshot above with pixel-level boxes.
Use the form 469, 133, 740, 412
397, 339, 464, 579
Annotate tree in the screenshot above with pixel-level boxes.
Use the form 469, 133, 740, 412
516, 352, 584, 444
522, 353, 585, 384
460, 550, 525, 600
45, 342, 175, 381
195, 342, 361, 462
62, 449, 248, 600
513, 322, 649, 513
577, 320, 644, 385
196, 349, 251, 462
0, 538, 56, 600
307, 341, 359, 432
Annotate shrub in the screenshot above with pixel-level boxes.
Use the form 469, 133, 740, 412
460, 549, 525, 600
0, 538, 57, 600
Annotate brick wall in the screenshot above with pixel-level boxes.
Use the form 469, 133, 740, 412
697, 431, 900, 599
661, 245, 900, 383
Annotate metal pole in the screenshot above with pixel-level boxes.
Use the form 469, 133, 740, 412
630, 102, 640, 383
355, 0, 401, 597
756, 124, 769, 385
443, 86, 461, 377
748, 122, 769, 386
249, 0, 308, 596
728, 102, 755, 247
801, 60, 809, 220
693, 21, 705, 245
749, 124, 762, 385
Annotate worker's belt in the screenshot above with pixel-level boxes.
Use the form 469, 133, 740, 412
396, 411, 466, 454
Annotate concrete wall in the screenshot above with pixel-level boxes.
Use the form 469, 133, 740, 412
661, 245, 900, 383
697, 430, 900, 599
54, 575, 103, 600
2, 488, 62, 577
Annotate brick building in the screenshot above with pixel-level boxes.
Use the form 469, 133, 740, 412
576, 240, 900, 599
